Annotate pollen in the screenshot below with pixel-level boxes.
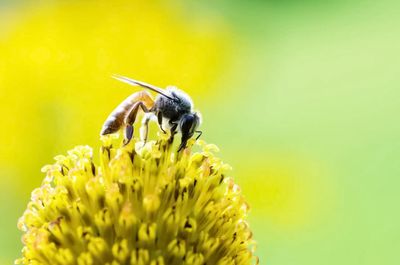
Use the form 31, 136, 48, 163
16, 133, 257, 265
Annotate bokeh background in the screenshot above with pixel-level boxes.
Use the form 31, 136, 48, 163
1, 0, 400, 264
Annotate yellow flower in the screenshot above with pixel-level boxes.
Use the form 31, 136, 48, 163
17, 133, 257, 265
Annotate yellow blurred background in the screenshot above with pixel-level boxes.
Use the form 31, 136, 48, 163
1, 0, 400, 264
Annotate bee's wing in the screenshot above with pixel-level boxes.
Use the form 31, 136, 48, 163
112, 74, 174, 100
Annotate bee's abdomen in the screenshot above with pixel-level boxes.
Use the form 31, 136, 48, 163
101, 115, 124, 135
100, 91, 154, 136
100, 98, 135, 135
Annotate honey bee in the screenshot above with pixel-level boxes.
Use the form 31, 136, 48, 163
101, 75, 202, 151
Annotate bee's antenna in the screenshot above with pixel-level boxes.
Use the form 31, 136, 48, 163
112, 74, 174, 100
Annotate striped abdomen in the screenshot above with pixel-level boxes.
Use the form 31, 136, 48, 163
100, 91, 154, 135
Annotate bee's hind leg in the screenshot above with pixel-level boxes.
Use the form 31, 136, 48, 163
122, 101, 150, 146
123, 124, 134, 146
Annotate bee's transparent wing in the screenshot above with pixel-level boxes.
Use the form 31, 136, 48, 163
112, 74, 173, 100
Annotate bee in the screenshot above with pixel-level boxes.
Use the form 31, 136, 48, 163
101, 75, 202, 151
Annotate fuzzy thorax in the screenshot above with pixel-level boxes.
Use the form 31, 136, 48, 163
17, 134, 257, 265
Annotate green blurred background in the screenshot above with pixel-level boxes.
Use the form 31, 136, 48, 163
1, 0, 399, 264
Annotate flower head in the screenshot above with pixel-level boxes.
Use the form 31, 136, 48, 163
17, 134, 257, 264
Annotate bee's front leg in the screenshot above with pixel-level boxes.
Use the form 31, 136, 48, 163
195, 130, 203, 140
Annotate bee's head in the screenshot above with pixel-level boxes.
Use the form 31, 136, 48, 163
178, 112, 201, 151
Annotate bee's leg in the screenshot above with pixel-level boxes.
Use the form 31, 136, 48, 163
177, 114, 200, 152
140, 113, 153, 144
178, 137, 188, 152
168, 121, 178, 144
195, 130, 202, 140
123, 101, 150, 146
157, 112, 167, 133
123, 124, 134, 146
